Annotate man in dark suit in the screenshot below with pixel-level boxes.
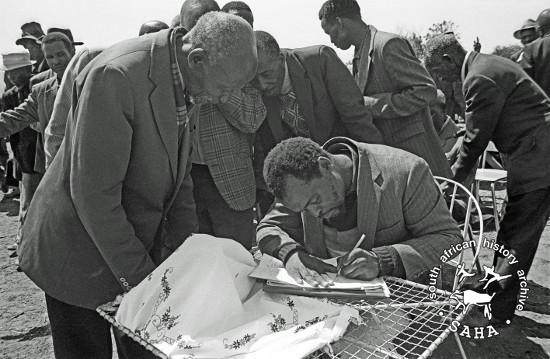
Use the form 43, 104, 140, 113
19, 12, 257, 359
318, 0, 451, 178
520, 8, 550, 95
252, 30, 382, 214
257, 137, 461, 286
425, 33, 550, 324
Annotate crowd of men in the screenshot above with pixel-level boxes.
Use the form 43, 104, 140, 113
0, 0, 549, 358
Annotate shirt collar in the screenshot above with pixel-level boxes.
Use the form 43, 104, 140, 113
461, 51, 474, 82
325, 141, 358, 195
170, 27, 187, 96
353, 25, 374, 61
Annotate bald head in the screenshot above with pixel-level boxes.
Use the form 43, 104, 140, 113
139, 20, 169, 36
180, 0, 220, 30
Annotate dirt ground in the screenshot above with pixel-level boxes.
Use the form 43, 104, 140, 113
0, 189, 549, 359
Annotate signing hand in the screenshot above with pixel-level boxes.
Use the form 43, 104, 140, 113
285, 251, 337, 287
339, 248, 381, 281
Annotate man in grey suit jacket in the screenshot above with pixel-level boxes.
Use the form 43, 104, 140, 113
425, 33, 550, 324
19, 13, 257, 359
318, 0, 451, 178
257, 137, 461, 287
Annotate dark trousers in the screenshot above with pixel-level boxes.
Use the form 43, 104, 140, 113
45, 294, 156, 359
191, 164, 254, 250
490, 186, 550, 320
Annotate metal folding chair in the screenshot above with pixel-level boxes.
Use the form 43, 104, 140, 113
473, 141, 507, 231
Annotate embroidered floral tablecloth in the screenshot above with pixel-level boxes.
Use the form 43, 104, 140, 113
114, 234, 361, 358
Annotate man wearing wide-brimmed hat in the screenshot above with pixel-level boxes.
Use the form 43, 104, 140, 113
15, 22, 48, 75
513, 19, 538, 45
510, 19, 539, 62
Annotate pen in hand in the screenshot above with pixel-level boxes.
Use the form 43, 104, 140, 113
336, 234, 366, 275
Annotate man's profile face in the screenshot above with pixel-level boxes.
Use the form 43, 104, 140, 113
252, 53, 284, 96
519, 29, 537, 45
20, 40, 43, 61
321, 18, 352, 50
280, 161, 346, 220
43, 41, 74, 79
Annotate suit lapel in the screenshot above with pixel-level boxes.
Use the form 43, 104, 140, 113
356, 25, 377, 94
285, 53, 319, 142
356, 143, 382, 250
148, 30, 178, 182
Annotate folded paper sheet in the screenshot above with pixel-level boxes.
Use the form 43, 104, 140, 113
115, 234, 361, 358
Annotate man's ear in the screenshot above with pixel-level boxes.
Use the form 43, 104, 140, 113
317, 156, 333, 172
187, 48, 208, 70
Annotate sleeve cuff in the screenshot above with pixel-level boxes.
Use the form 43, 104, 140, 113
372, 246, 405, 278
276, 242, 306, 264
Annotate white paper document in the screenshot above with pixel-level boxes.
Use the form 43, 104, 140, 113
249, 254, 390, 296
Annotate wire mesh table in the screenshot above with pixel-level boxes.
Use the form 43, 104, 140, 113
97, 276, 466, 359
309, 277, 467, 359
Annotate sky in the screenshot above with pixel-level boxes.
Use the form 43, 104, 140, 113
0, 0, 548, 92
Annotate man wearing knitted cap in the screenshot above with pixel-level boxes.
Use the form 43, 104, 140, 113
520, 8, 550, 95
424, 33, 550, 326
318, 0, 451, 178
19, 12, 257, 358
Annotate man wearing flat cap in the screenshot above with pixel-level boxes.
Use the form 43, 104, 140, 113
521, 9, 550, 95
